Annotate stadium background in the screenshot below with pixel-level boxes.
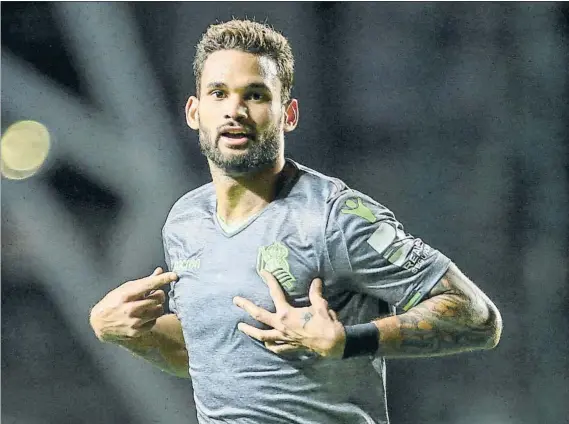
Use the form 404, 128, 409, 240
2, 2, 568, 424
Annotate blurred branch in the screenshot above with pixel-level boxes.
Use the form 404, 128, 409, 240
3, 180, 193, 424
3, 3, 199, 423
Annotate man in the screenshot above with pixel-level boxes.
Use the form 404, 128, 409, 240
90, 19, 502, 424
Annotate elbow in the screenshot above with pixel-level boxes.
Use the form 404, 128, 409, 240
482, 300, 503, 350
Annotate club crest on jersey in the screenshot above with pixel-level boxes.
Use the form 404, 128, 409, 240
256, 242, 296, 291
341, 197, 377, 223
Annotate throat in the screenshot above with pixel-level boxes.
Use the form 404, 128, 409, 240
216, 198, 269, 227
211, 156, 287, 225
216, 208, 263, 232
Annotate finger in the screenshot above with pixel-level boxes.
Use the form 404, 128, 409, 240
308, 278, 324, 303
260, 270, 289, 309
130, 298, 163, 316
265, 342, 309, 355
133, 319, 156, 333
328, 309, 338, 321
144, 289, 166, 304
145, 268, 163, 297
124, 271, 179, 299
309, 278, 329, 313
237, 323, 294, 343
132, 305, 164, 326
233, 297, 277, 329
146, 268, 162, 296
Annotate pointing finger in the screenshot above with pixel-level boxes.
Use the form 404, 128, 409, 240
145, 268, 163, 296
124, 271, 178, 299
142, 272, 178, 293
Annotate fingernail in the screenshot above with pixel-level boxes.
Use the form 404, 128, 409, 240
237, 323, 243, 331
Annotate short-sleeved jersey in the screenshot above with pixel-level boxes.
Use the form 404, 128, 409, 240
162, 159, 451, 424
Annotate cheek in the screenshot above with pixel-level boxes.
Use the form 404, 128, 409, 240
198, 103, 218, 125
252, 106, 282, 129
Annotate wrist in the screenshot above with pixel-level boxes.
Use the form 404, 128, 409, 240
342, 322, 380, 359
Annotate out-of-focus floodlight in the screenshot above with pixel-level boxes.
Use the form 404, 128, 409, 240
1, 120, 52, 180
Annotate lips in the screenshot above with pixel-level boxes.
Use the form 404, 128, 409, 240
219, 127, 255, 146
221, 132, 252, 139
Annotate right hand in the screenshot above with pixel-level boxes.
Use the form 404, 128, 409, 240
89, 267, 179, 343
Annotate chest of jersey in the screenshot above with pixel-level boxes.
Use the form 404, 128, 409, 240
168, 205, 337, 368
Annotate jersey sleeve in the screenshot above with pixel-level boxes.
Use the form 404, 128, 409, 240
162, 227, 179, 315
325, 189, 451, 312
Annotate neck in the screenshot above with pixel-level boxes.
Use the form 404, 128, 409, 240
210, 155, 286, 225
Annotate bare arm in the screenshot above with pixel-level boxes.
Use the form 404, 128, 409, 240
373, 263, 503, 357
116, 314, 190, 378
90, 268, 190, 378
231, 264, 502, 360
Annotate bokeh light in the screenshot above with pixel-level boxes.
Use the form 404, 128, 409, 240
1, 120, 51, 180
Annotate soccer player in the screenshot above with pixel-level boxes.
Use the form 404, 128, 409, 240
89, 19, 503, 424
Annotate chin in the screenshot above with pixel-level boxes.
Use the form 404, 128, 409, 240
219, 159, 277, 177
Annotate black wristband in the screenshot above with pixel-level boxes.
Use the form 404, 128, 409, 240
342, 323, 380, 359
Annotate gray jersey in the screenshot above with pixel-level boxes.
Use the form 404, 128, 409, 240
162, 159, 451, 424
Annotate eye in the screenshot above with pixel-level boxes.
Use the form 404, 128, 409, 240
245, 91, 267, 101
211, 90, 226, 99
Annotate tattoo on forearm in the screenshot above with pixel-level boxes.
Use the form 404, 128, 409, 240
376, 266, 501, 358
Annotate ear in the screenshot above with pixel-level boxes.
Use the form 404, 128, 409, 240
283, 99, 299, 133
185, 96, 200, 130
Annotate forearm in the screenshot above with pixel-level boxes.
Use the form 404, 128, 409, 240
117, 314, 190, 378
373, 268, 502, 358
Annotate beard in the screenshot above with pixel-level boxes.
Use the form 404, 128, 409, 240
199, 120, 282, 175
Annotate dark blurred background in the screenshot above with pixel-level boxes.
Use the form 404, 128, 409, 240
2, 2, 568, 424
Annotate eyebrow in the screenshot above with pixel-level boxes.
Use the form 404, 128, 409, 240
205, 82, 227, 91
244, 83, 271, 92
205, 82, 272, 92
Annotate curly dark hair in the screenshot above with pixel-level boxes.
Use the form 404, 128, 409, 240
194, 19, 294, 102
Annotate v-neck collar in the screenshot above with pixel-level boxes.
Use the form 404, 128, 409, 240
211, 158, 300, 238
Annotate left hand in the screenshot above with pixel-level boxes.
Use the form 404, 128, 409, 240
233, 270, 346, 358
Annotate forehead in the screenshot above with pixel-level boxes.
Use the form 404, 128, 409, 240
200, 50, 280, 91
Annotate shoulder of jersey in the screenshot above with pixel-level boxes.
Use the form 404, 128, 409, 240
293, 161, 348, 203
292, 162, 388, 222
164, 182, 214, 226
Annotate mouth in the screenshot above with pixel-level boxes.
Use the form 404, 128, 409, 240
219, 131, 254, 147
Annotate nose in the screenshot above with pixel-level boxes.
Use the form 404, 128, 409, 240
224, 96, 248, 121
